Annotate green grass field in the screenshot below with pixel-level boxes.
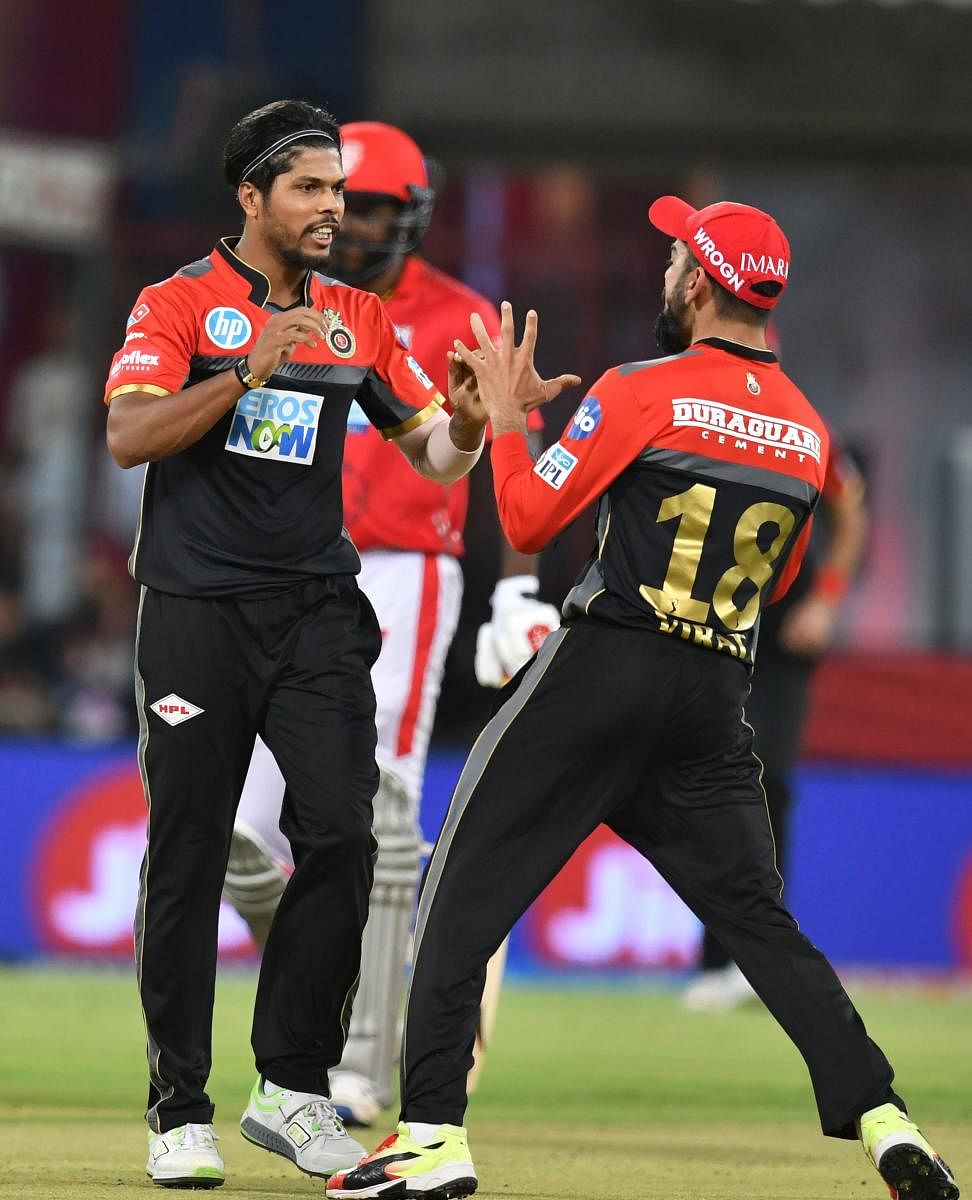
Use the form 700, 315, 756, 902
1, 966, 969, 1200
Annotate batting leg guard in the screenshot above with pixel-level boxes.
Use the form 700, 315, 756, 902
337, 766, 421, 1109
222, 822, 289, 949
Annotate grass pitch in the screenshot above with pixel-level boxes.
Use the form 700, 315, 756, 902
0, 965, 969, 1199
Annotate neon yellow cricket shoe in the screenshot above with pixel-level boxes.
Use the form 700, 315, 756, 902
859, 1103, 959, 1199
325, 1122, 477, 1199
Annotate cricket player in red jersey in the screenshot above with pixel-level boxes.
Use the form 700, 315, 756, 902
223, 122, 557, 1126
328, 199, 960, 1200
104, 99, 491, 1189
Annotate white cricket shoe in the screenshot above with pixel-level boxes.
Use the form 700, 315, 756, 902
240, 1076, 366, 1177
146, 1122, 224, 1188
329, 1069, 384, 1128
682, 963, 758, 1013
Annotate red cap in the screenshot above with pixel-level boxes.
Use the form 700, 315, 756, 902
648, 195, 791, 309
339, 121, 428, 202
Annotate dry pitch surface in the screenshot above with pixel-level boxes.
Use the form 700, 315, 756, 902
1, 966, 969, 1200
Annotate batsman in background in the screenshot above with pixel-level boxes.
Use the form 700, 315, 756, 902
223, 122, 557, 1125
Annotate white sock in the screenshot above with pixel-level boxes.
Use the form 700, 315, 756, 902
406, 1122, 443, 1144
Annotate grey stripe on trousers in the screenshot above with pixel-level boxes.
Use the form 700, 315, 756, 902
401, 625, 570, 1074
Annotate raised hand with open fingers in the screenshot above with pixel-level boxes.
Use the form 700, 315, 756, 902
452, 301, 581, 437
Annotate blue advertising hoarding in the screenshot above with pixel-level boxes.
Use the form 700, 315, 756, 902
1, 739, 970, 971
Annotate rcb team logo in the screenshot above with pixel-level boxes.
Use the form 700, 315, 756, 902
322, 308, 356, 358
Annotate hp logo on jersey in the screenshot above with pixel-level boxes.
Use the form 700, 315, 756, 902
205, 307, 252, 350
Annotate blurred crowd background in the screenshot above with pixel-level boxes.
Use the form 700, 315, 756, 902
2, 0, 972, 751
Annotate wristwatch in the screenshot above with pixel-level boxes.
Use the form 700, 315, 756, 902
234, 356, 269, 389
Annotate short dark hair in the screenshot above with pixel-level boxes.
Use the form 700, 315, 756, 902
223, 99, 341, 196
685, 250, 780, 325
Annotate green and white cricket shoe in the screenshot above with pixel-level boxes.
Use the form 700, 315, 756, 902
859, 1103, 960, 1199
146, 1122, 224, 1188
326, 1122, 477, 1199
240, 1076, 366, 1177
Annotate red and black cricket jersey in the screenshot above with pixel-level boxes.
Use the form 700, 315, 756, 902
104, 238, 443, 597
490, 339, 830, 668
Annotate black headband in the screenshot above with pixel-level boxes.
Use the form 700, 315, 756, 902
240, 130, 337, 183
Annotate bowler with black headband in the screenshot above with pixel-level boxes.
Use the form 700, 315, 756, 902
103, 98, 496, 1189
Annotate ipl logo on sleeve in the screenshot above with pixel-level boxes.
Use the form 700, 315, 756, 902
534, 442, 579, 490
566, 395, 602, 441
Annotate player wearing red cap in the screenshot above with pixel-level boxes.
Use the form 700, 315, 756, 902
223, 122, 558, 1127
327, 199, 959, 1200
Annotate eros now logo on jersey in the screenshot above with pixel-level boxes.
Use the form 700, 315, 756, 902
671, 398, 822, 462
225, 387, 322, 465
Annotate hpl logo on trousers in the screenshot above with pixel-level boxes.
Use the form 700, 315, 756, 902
149, 694, 204, 726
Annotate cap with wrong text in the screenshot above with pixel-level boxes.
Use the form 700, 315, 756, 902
648, 195, 791, 310
339, 121, 428, 201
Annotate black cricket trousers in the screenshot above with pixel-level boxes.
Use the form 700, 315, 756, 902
401, 622, 901, 1138
134, 575, 381, 1133
701, 641, 815, 971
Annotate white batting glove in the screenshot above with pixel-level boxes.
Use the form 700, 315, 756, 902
474, 575, 561, 687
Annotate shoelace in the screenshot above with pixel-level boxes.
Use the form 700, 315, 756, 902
301, 1099, 347, 1138
178, 1124, 219, 1150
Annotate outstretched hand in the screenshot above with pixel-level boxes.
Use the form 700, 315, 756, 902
452, 302, 581, 436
